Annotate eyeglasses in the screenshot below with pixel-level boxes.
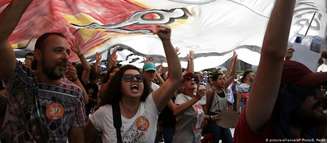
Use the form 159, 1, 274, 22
122, 74, 144, 82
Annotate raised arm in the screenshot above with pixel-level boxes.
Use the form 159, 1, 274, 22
155, 65, 165, 85
107, 48, 118, 72
224, 51, 237, 88
0, 0, 33, 79
246, 0, 296, 132
72, 35, 91, 85
152, 26, 182, 111
94, 52, 102, 76
169, 85, 206, 115
168, 97, 198, 115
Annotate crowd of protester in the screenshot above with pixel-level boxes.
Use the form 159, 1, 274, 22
0, 0, 326, 143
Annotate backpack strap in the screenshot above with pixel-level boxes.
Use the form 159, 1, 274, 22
112, 102, 123, 143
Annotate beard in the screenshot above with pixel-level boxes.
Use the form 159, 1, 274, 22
42, 60, 68, 80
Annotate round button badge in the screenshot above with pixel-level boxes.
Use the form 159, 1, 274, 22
46, 102, 65, 121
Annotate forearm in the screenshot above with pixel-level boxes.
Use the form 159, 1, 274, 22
161, 39, 181, 80
169, 98, 199, 115
81, 70, 90, 85
261, 0, 296, 59
224, 76, 234, 89
0, 0, 32, 40
94, 61, 100, 75
69, 127, 85, 143
0, 0, 32, 79
0, 43, 16, 79
186, 58, 194, 73
84, 121, 98, 143
227, 54, 237, 77
156, 73, 165, 85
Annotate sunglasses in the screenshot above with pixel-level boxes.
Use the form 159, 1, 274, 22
122, 74, 144, 82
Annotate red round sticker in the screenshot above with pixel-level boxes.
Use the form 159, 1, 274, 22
46, 102, 65, 121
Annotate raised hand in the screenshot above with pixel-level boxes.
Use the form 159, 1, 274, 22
110, 50, 118, 65
157, 65, 164, 75
154, 26, 171, 41
232, 50, 237, 58
187, 50, 194, 60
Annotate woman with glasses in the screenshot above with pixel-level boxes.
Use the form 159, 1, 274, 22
85, 26, 181, 143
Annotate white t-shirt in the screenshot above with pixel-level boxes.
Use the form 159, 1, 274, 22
89, 94, 159, 143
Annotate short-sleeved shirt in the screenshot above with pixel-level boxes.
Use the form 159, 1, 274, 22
173, 93, 204, 143
0, 62, 86, 143
89, 94, 159, 143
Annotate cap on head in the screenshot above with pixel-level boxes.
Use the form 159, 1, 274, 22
282, 60, 326, 87
143, 63, 156, 72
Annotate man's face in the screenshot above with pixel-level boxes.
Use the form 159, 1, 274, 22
143, 70, 156, 81
36, 35, 70, 80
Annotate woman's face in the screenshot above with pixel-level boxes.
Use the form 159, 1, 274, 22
121, 69, 144, 98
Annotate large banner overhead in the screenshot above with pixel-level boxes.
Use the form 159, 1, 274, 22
1, 0, 326, 71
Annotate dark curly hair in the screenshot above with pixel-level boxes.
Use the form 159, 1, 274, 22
100, 65, 151, 106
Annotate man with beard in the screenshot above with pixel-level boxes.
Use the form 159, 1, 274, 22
0, 0, 86, 143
